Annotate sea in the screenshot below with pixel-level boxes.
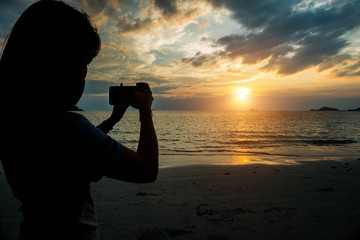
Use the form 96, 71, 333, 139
80, 111, 360, 167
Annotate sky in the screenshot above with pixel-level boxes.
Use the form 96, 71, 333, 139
1, 0, 360, 111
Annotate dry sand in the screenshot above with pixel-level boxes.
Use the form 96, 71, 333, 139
1, 160, 360, 240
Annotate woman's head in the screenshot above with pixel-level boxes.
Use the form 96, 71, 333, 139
0, 0, 101, 111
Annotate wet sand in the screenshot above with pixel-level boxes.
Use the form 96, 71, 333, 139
1, 160, 360, 240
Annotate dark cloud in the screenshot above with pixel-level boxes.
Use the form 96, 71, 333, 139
261, 32, 349, 74
181, 51, 219, 67
115, 15, 153, 34
153, 0, 202, 22
83, 0, 108, 14
190, 0, 360, 75
210, 0, 297, 29
154, 0, 178, 18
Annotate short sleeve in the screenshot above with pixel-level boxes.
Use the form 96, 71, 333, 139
67, 113, 123, 182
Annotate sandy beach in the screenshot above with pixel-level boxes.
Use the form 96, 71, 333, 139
1, 160, 360, 240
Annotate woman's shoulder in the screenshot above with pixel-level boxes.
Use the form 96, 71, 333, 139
63, 111, 108, 140
63, 111, 96, 131
64, 111, 89, 122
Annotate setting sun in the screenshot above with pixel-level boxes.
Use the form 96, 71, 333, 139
236, 88, 251, 100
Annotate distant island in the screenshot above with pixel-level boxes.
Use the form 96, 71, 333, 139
311, 107, 339, 111
310, 106, 360, 111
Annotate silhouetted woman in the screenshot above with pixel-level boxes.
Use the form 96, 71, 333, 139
0, 1, 158, 239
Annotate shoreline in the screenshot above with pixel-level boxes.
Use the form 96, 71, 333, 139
1, 160, 360, 239
158, 151, 360, 168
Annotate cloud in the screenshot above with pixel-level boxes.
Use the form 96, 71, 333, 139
115, 15, 153, 35
154, 0, 178, 19
96, 0, 213, 75
154, 0, 209, 23
198, 20, 210, 28
260, 32, 349, 75
209, 0, 296, 29
76, 0, 129, 16
80, 0, 109, 14
77, 0, 211, 37
335, 59, 360, 77
188, 0, 360, 76
181, 51, 220, 68
317, 54, 352, 72
113, 0, 211, 36
77, 0, 213, 74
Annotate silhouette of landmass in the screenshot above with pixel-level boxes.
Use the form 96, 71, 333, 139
310, 106, 360, 111
310, 107, 339, 111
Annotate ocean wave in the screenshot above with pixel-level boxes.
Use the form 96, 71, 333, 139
161, 148, 300, 157
218, 139, 357, 146
303, 139, 357, 145
159, 139, 357, 158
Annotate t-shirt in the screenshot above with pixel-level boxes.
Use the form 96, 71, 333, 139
0, 111, 123, 240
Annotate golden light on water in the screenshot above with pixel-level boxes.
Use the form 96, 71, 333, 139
232, 155, 251, 164
231, 155, 295, 165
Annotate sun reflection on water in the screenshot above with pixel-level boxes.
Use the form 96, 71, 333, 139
230, 154, 298, 165
232, 155, 251, 164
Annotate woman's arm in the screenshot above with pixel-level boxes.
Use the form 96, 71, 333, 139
103, 83, 158, 183
97, 105, 128, 133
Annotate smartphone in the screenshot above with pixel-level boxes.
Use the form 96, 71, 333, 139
109, 86, 137, 105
